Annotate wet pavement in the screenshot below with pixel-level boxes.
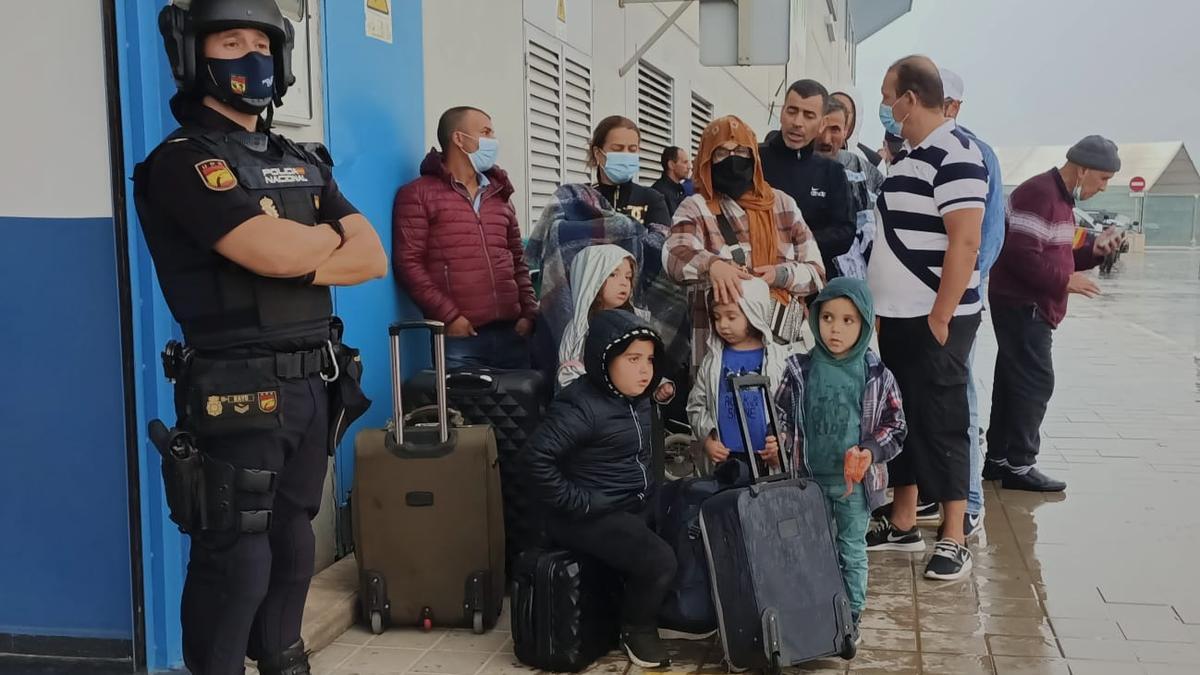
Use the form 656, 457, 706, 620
303, 250, 1200, 674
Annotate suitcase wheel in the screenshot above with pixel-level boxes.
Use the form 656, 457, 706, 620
471, 610, 484, 635
767, 652, 782, 675
839, 634, 857, 660
369, 611, 384, 635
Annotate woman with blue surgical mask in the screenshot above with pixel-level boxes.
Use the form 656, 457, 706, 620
587, 116, 670, 230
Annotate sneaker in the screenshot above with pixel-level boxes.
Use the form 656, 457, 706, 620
964, 511, 984, 540
622, 627, 671, 668
657, 627, 717, 641
937, 510, 984, 541
865, 517, 926, 552
924, 539, 973, 581
1002, 467, 1066, 492
915, 502, 941, 522
870, 501, 940, 522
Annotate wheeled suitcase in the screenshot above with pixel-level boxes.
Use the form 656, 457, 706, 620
406, 367, 548, 572
510, 549, 619, 672
353, 321, 505, 635
699, 374, 856, 673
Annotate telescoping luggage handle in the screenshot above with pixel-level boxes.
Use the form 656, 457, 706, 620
388, 320, 450, 447
727, 373, 794, 483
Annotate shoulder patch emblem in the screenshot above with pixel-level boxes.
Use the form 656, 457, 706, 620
195, 159, 238, 191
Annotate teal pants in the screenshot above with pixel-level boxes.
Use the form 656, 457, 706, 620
815, 477, 870, 615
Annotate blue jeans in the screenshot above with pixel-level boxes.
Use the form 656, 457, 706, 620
444, 321, 531, 370
966, 340, 983, 516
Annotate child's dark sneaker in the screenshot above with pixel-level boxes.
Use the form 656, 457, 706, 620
622, 627, 671, 668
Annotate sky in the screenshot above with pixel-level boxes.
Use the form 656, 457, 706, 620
854, 0, 1200, 162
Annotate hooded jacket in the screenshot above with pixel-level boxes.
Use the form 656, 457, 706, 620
524, 310, 665, 520
776, 278, 907, 510
392, 148, 537, 327
687, 277, 789, 444
557, 245, 645, 390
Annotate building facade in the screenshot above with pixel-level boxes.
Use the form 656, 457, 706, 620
0, 1, 905, 671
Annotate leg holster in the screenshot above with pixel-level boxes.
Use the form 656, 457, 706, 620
153, 420, 278, 535
256, 640, 311, 675
201, 457, 277, 534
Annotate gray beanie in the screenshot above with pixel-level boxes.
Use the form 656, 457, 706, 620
1067, 135, 1121, 172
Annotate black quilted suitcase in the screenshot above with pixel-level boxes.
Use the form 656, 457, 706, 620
406, 368, 548, 571
510, 549, 619, 672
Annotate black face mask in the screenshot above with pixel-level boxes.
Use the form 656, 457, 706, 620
710, 156, 756, 199
204, 52, 275, 114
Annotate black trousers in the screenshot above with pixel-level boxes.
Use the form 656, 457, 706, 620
180, 374, 329, 675
549, 502, 677, 629
987, 305, 1055, 469
878, 313, 980, 503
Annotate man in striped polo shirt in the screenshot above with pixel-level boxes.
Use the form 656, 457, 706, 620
865, 55, 987, 582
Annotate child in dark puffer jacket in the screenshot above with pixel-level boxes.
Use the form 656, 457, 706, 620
524, 309, 677, 669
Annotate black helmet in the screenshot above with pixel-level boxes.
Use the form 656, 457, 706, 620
159, 0, 296, 105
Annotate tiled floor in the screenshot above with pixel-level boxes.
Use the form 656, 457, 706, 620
306, 251, 1200, 675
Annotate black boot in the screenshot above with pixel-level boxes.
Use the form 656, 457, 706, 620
981, 458, 1008, 481
256, 640, 311, 675
1001, 467, 1066, 492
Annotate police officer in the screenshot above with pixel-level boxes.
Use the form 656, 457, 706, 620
133, 1, 386, 673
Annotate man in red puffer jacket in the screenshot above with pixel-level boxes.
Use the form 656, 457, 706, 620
393, 106, 538, 369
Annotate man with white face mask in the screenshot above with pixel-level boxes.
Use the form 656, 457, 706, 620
393, 106, 538, 369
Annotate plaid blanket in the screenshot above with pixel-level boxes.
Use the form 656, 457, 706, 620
525, 184, 691, 369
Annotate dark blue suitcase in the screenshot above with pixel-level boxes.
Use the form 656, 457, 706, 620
656, 476, 721, 635
699, 374, 856, 673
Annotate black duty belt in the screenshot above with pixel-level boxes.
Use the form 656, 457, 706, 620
188, 345, 334, 380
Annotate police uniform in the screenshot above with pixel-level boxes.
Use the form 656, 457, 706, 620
134, 2, 369, 673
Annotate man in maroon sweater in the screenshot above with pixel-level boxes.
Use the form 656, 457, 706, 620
985, 136, 1125, 491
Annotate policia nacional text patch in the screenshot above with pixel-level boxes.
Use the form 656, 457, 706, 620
195, 159, 238, 191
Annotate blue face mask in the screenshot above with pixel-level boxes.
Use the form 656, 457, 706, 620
462, 135, 499, 173
205, 52, 275, 114
878, 101, 903, 137
601, 151, 640, 184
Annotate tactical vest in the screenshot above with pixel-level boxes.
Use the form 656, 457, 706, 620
134, 127, 334, 350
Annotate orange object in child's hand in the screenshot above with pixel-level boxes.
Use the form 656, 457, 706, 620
842, 446, 872, 497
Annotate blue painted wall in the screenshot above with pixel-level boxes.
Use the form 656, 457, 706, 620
323, 1, 426, 502
0, 216, 132, 639
116, 2, 191, 669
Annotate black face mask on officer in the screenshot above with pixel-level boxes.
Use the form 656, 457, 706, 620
710, 156, 756, 199
204, 51, 275, 115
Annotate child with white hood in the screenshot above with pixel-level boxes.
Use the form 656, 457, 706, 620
558, 244, 675, 404
687, 277, 787, 469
